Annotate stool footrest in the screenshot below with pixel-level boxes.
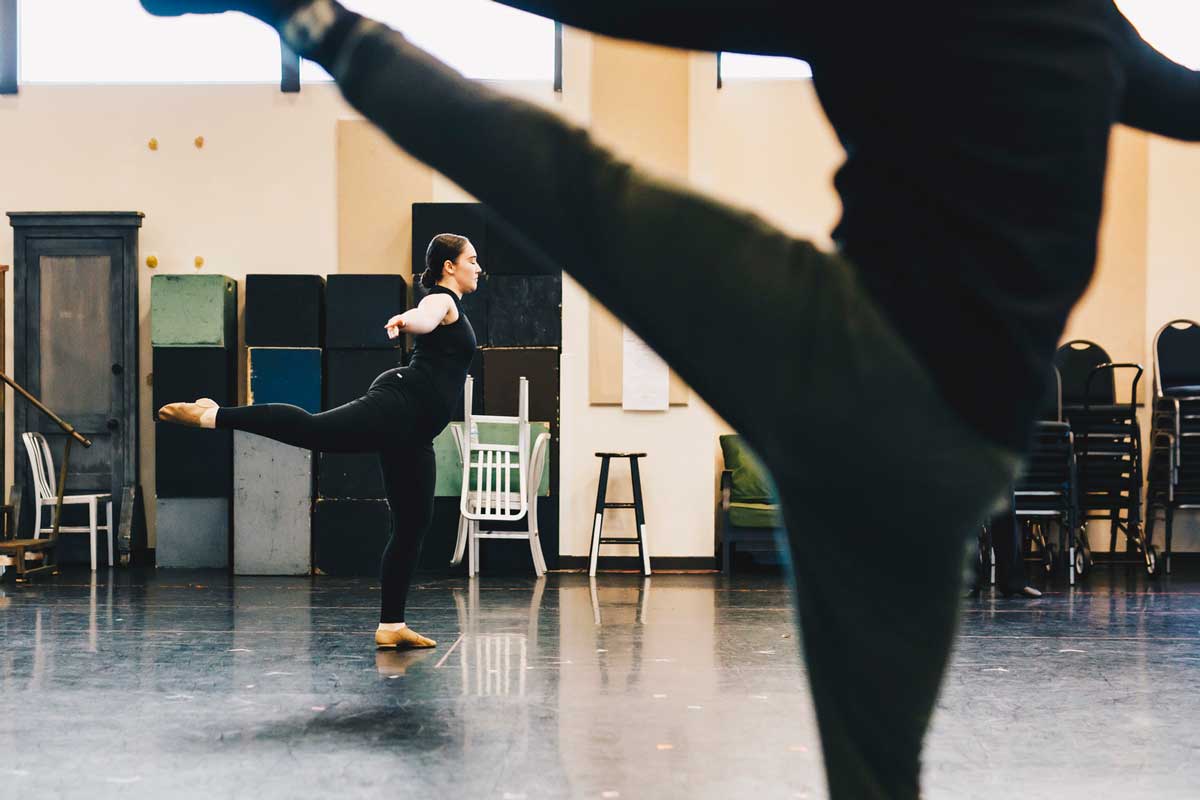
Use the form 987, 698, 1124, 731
602, 503, 638, 509
599, 537, 642, 545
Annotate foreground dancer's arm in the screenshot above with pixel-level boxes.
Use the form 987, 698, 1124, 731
1110, 2, 1200, 141
143, 0, 810, 442
489, 0, 809, 59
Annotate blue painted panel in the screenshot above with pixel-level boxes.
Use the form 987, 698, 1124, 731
248, 347, 323, 413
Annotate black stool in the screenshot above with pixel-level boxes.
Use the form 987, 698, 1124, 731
588, 452, 651, 577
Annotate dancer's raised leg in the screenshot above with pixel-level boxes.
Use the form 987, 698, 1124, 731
160, 388, 426, 454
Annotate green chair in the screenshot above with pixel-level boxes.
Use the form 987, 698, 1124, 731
718, 435, 784, 574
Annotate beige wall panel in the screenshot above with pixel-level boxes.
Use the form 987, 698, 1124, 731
337, 119, 436, 275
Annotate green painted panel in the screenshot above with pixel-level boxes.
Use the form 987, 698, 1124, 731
433, 422, 552, 497
151, 274, 237, 347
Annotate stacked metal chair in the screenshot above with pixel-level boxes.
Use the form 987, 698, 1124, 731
1011, 368, 1081, 583
1147, 320, 1200, 575
1054, 341, 1157, 577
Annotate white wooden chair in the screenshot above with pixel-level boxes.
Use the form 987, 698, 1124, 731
22, 432, 113, 571
449, 377, 550, 577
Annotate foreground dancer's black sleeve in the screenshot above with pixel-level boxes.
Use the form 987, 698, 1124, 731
1111, 2, 1200, 141
300, 8, 808, 443
488, 0, 811, 59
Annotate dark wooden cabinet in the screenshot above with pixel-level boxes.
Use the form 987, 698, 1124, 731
8, 212, 145, 563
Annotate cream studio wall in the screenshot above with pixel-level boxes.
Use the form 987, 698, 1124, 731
3, 31, 1194, 557
0, 50, 585, 548
0, 82, 350, 546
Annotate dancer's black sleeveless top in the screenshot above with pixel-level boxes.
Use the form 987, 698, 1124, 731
406, 285, 476, 423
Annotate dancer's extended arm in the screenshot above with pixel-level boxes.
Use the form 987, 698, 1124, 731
385, 294, 455, 338
1112, 2, 1200, 141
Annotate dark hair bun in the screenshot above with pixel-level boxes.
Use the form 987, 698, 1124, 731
423, 233, 469, 291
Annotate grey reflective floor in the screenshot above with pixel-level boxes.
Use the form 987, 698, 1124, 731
0, 566, 1197, 799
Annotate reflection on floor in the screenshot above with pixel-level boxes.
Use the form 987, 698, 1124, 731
0, 567, 1197, 799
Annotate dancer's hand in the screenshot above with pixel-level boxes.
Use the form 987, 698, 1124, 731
385, 314, 407, 340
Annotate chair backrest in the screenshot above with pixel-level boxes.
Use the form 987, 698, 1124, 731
452, 424, 551, 507
1054, 340, 1115, 406
21, 431, 56, 501
1013, 422, 1075, 515
460, 376, 531, 521
1036, 366, 1063, 423
1154, 319, 1200, 396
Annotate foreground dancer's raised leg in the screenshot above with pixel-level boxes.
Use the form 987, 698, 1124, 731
142, 2, 1021, 795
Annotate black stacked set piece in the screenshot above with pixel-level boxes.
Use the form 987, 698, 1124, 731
151, 274, 238, 569
313, 274, 407, 576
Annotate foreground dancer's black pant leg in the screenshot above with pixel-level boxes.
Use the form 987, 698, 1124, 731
216, 372, 441, 623
273, 15, 1021, 797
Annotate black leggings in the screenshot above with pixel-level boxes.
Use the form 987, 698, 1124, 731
217, 368, 440, 623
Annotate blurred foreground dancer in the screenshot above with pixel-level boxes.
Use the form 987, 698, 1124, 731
142, 1, 1197, 796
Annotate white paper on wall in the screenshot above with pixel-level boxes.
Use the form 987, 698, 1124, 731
622, 325, 670, 411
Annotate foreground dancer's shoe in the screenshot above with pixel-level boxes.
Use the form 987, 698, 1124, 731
375, 624, 437, 649
157, 398, 219, 429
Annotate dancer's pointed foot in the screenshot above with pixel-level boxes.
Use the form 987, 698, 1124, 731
157, 398, 219, 428
375, 626, 436, 649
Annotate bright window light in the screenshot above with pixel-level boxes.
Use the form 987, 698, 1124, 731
19, 0, 281, 83
302, 0, 555, 82
1116, 0, 1200, 69
720, 53, 811, 81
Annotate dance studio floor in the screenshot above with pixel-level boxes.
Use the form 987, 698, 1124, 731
0, 566, 1197, 799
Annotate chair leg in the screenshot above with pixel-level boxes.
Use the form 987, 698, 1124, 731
106, 501, 114, 567
527, 514, 546, 578
451, 513, 469, 566
589, 457, 611, 579
1165, 504, 1175, 575
468, 520, 477, 578
629, 457, 651, 577
89, 498, 98, 572
723, 539, 733, 576
528, 533, 546, 578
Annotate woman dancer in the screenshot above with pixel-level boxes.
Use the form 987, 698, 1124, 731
158, 234, 481, 649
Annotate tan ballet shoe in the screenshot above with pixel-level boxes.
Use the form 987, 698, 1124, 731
375, 627, 437, 649
157, 397, 218, 428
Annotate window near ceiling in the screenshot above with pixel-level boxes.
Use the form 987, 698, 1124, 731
18, 0, 555, 84
719, 53, 812, 82
302, 0, 556, 82
19, 0, 281, 83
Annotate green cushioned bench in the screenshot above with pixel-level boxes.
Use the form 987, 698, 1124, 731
718, 434, 784, 574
